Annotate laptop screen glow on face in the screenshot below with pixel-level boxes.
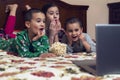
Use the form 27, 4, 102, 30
96, 24, 120, 76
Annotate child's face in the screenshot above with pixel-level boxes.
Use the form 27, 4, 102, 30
46, 6, 60, 23
66, 22, 83, 41
26, 12, 45, 35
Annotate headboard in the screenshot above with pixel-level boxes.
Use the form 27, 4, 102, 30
0, 0, 89, 32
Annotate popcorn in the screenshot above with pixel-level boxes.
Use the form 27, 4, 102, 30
49, 42, 67, 56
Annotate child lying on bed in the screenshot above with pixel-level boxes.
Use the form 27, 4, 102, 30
0, 8, 57, 58
11, 8, 49, 57
61, 17, 96, 53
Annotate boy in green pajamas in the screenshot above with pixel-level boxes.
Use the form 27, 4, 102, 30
10, 8, 50, 58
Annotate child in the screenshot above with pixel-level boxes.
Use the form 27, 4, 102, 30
42, 3, 65, 45
9, 8, 50, 58
62, 17, 96, 53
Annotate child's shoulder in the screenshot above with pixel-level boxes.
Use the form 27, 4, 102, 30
17, 30, 27, 35
15, 30, 28, 39
83, 33, 89, 36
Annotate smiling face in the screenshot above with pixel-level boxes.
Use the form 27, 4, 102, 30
66, 22, 83, 42
25, 12, 45, 35
46, 6, 60, 23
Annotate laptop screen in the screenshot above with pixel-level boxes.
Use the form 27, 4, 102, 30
96, 24, 120, 76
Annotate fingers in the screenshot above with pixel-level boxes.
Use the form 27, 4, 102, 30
39, 53, 57, 58
79, 33, 83, 39
50, 20, 56, 29
25, 5, 31, 10
50, 20, 61, 31
49, 21, 58, 34
32, 31, 44, 41
79, 33, 86, 41
56, 20, 61, 30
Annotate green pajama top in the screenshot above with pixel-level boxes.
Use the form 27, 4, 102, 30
0, 30, 50, 58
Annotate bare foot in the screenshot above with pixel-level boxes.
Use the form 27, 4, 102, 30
25, 5, 31, 10
5, 4, 18, 13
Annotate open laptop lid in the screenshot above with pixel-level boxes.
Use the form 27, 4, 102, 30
96, 24, 120, 76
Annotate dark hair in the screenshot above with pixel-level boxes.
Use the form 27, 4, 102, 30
42, 3, 58, 15
64, 17, 83, 31
24, 8, 43, 21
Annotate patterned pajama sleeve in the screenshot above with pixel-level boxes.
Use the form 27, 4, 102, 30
0, 38, 14, 51
13, 35, 49, 58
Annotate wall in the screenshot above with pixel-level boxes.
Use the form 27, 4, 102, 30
61, 0, 120, 39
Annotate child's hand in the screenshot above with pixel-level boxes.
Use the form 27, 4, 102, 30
39, 53, 57, 58
79, 33, 86, 42
49, 19, 61, 36
32, 30, 44, 41
79, 33, 91, 52
56, 20, 61, 31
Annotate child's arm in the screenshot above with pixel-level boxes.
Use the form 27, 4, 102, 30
14, 35, 49, 58
80, 33, 91, 52
4, 4, 18, 38
32, 30, 45, 41
0, 38, 14, 51
80, 33, 96, 52
49, 20, 61, 45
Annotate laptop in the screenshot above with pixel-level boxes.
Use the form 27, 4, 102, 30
96, 24, 120, 76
